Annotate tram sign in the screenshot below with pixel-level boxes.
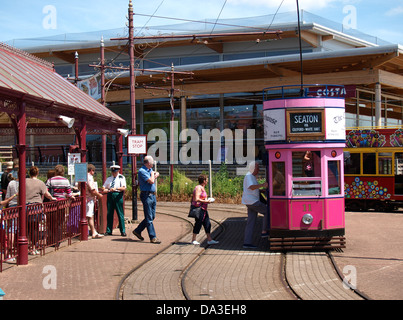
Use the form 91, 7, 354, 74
287, 110, 325, 137
128, 135, 147, 155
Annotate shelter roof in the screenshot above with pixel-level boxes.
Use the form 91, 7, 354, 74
0, 43, 126, 135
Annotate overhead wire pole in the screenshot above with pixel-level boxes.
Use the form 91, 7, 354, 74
129, 0, 138, 221
169, 63, 175, 196
100, 37, 107, 183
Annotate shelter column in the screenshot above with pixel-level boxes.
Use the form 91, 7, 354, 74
117, 134, 123, 170
78, 117, 88, 241
16, 100, 28, 265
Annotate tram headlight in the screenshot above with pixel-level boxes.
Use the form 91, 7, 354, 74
302, 214, 313, 225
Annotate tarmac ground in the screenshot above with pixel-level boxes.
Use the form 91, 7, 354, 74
0, 201, 402, 303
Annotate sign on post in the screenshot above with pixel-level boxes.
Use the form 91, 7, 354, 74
68, 153, 81, 175
128, 135, 147, 155
74, 163, 88, 182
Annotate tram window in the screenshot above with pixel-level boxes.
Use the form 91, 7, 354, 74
395, 153, 403, 194
292, 181, 322, 196
363, 153, 376, 174
272, 162, 285, 196
378, 153, 392, 175
344, 152, 360, 174
395, 153, 403, 175
292, 150, 321, 177
328, 161, 341, 195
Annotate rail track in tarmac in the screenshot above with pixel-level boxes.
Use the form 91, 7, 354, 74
117, 203, 367, 300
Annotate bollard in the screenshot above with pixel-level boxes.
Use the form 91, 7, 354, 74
0, 288, 5, 300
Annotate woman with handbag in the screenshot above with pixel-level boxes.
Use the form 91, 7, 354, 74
190, 174, 219, 246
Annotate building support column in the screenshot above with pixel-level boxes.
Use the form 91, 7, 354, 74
375, 82, 382, 127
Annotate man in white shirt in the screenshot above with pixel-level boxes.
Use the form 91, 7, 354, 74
242, 161, 268, 249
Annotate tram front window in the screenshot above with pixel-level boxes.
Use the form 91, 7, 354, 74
363, 153, 376, 174
292, 151, 322, 196
292, 151, 321, 177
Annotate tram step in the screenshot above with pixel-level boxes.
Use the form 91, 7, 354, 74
269, 236, 346, 251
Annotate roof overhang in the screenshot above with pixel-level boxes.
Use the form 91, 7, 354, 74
104, 45, 403, 101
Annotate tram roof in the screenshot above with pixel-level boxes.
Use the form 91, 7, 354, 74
0, 42, 126, 134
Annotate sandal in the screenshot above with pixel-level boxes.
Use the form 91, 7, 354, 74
93, 233, 104, 239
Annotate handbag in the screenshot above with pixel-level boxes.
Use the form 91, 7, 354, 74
188, 205, 202, 219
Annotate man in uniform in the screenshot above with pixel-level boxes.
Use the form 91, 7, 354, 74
102, 164, 127, 236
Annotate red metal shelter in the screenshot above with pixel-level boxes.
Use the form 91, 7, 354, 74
0, 42, 126, 265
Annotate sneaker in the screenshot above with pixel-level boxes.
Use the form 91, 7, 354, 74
207, 240, 219, 245
192, 240, 200, 245
150, 237, 161, 244
243, 244, 257, 249
132, 230, 144, 241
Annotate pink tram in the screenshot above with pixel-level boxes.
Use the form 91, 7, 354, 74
263, 85, 346, 250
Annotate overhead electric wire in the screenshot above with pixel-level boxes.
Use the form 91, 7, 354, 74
210, 0, 228, 35
265, 0, 285, 33
133, 12, 275, 32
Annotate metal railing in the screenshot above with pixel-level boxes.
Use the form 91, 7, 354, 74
1, 197, 96, 272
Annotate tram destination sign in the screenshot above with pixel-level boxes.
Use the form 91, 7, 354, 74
287, 110, 324, 136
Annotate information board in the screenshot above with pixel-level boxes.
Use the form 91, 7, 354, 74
74, 163, 88, 182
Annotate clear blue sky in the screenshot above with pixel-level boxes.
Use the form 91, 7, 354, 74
0, 0, 402, 45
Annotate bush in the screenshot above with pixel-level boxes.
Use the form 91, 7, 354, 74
211, 163, 243, 198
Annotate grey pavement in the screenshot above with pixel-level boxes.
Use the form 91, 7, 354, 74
0, 202, 402, 301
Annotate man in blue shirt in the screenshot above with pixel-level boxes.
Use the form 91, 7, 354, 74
133, 155, 161, 243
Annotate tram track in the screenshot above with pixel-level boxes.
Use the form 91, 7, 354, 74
117, 205, 365, 300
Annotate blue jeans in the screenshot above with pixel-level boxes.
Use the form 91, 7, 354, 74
136, 192, 157, 240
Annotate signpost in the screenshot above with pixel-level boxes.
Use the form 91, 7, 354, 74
127, 135, 148, 221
